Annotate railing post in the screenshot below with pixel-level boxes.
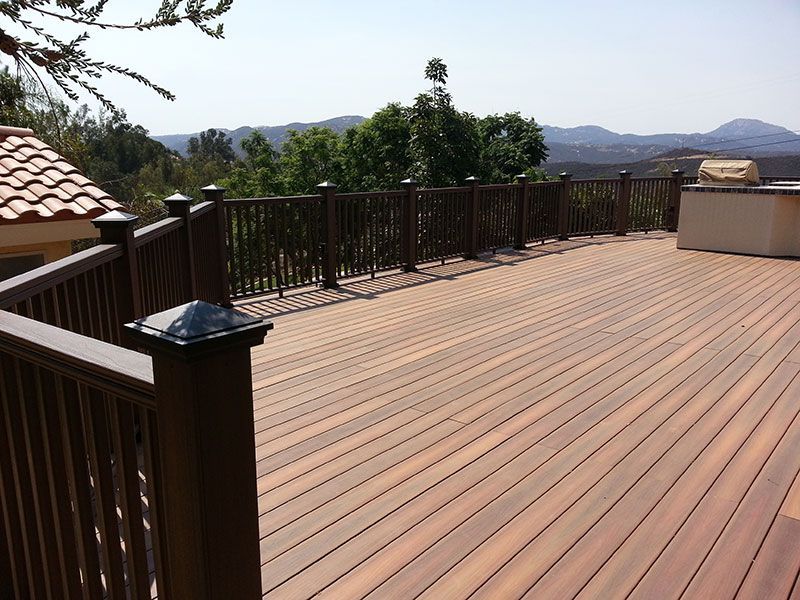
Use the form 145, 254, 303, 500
92, 210, 142, 344
125, 301, 272, 600
558, 172, 572, 240
201, 184, 232, 307
318, 182, 339, 288
514, 174, 530, 250
164, 192, 197, 302
465, 176, 480, 258
616, 170, 632, 236
668, 169, 685, 232
401, 178, 418, 271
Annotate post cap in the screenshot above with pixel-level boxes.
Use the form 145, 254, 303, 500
201, 184, 227, 192
559, 172, 572, 179
465, 176, 480, 183
316, 181, 337, 189
671, 169, 685, 176
619, 170, 632, 176
164, 192, 193, 203
400, 178, 417, 186
125, 300, 273, 360
92, 210, 139, 229
515, 174, 529, 181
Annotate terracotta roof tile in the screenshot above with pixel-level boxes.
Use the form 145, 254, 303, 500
0, 124, 120, 224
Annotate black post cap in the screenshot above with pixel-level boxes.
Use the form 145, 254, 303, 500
125, 300, 273, 360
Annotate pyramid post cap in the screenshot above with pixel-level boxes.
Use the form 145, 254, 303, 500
164, 192, 193, 203
125, 300, 273, 360
91, 210, 139, 227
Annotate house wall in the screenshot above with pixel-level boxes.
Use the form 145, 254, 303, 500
0, 219, 98, 251
0, 240, 72, 262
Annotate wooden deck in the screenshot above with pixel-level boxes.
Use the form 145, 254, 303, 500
237, 233, 800, 599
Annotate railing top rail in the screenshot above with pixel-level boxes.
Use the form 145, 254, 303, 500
530, 179, 562, 186
189, 200, 215, 218
134, 215, 183, 247
479, 183, 522, 190
0, 309, 155, 408
224, 194, 322, 206
631, 176, 671, 181
336, 189, 406, 200
570, 178, 623, 185
418, 185, 471, 194
0, 243, 122, 309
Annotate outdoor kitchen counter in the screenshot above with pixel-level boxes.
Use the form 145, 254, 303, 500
677, 183, 800, 257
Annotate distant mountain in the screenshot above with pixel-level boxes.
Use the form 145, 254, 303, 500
543, 146, 800, 179
152, 116, 800, 165
542, 118, 800, 162
152, 115, 365, 156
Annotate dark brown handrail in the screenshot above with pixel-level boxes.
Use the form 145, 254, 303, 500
0, 310, 154, 406
0, 244, 122, 309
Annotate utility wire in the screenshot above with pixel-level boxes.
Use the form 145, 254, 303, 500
696, 137, 800, 153
690, 129, 800, 148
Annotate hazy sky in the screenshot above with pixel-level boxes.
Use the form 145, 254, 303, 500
15, 0, 800, 135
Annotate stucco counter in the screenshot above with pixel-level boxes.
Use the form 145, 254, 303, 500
677, 183, 800, 257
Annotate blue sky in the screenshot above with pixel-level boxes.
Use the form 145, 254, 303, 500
13, 0, 800, 135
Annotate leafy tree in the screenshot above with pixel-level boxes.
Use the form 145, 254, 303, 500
340, 103, 412, 191
409, 58, 481, 187
187, 128, 235, 163
477, 112, 548, 183
222, 130, 282, 197
278, 127, 343, 194
0, 1, 232, 111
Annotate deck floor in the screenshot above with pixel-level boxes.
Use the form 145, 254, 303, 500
238, 233, 800, 599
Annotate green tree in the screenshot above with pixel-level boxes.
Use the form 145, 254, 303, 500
187, 128, 236, 163
408, 58, 481, 187
477, 112, 548, 183
278, 127, 343, 194
222, 130, 282, 197
340, 103, 412, 191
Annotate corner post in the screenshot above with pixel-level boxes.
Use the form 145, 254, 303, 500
616, 170, 632, 236
201, 185, 232, 307
163, 193, 197, 303
317, 182, 339, 289
514, 174, 530, 249
465, 176, 480, 258
125, 301, 272, 600
92, 210, 142, 345
668, 169, 684, 232
401, 178, 418, 271
558, 172, 572, 240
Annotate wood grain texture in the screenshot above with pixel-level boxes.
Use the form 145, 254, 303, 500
241, 233, 800, 599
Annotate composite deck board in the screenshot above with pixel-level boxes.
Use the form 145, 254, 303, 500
238, 234, 800, 599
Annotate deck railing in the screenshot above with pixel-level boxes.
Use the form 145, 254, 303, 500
224, 170, 692, 297
2, 169, 799, 598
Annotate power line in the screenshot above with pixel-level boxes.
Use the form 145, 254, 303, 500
691, 129, 800, 149
696, 137, 800, 153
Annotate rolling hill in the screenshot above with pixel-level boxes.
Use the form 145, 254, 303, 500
151, 117, 800, 165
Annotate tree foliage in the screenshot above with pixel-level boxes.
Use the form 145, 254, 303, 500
477, 112, 548, 182
0, 1, 232, 111
187, 128, 235, 163
221, 58, 549, 195
277, 126, 343, 194
408, 57, 481, 187
340, 103, 412, 191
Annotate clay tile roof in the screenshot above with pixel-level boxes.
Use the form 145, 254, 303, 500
0, 125, 121, 224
